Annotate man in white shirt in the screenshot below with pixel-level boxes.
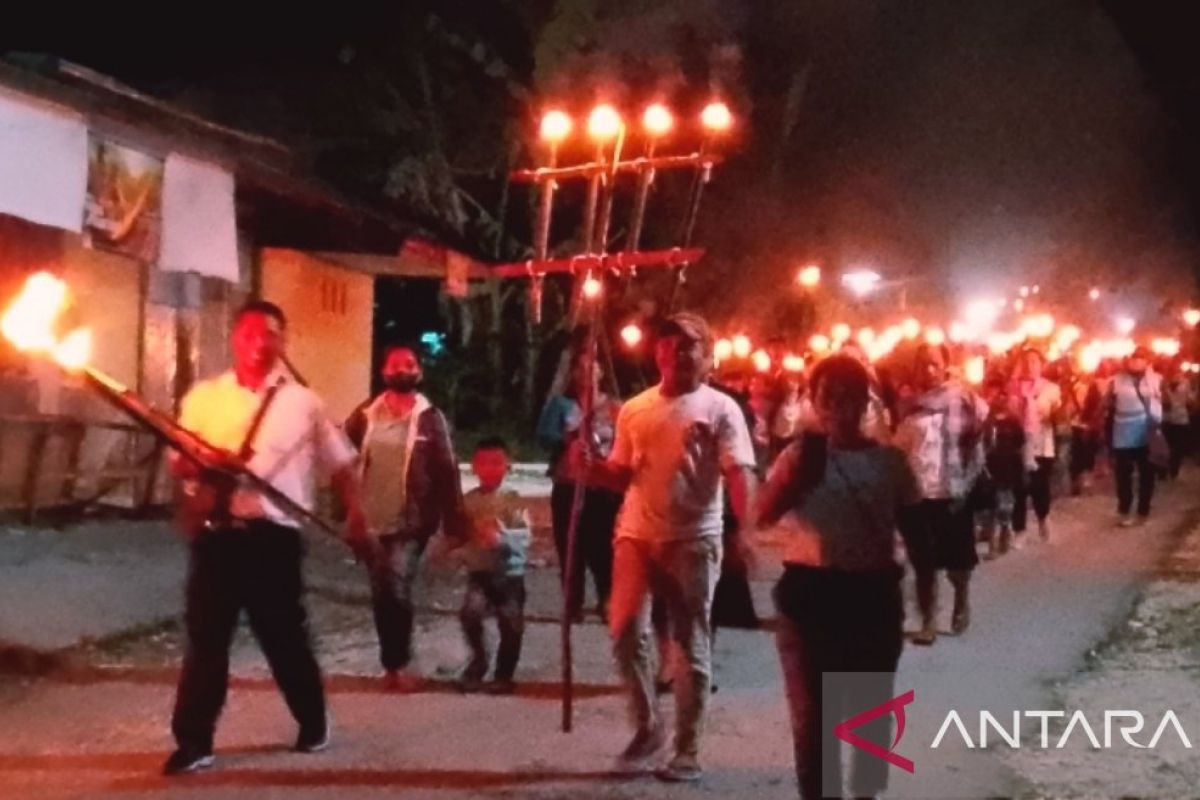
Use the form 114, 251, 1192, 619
164, 301, 366, 776
576, 312, 756, 783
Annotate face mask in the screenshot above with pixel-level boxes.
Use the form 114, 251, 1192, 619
384, 373, 420, 393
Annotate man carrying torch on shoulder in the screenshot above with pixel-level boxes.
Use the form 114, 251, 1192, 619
163, 300, 367, 776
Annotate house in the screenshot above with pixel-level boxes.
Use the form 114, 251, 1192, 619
0, 58, 485, 515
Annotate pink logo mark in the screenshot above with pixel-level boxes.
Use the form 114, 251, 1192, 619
832, 689, 915, 773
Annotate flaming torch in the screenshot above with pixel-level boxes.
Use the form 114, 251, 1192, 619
1, 271, 337, 537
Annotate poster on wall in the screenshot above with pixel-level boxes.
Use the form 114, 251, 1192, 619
83, 136, 163, 263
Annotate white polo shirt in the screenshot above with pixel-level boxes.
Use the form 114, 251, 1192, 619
611, 383, 756, 542
179, 369, 356, 528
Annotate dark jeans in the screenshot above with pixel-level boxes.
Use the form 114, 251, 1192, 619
550, 482, 620, 617
1115, 446, 1156, 517
1014, 457, 1055, 532
172, 523, 325, 752
773, 564, 904, 799
1163, 423, 1190, 479
366, 536, 426, 671
460, 572, 527, 681
1070, 427, 1099, 479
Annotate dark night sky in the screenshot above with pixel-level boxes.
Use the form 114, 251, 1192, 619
22, 1, 1200, 329
689, 0, 1197, 327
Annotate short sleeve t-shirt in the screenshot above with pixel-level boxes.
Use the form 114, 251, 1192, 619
611, 384, 756, 542
461, 487, 531, 576
360, 404, 413, 535
179, 370, 355, 527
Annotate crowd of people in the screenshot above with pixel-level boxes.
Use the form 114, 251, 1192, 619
161, 299, 1197, 798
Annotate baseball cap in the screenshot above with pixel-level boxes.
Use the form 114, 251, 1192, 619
658, 312, 713, 354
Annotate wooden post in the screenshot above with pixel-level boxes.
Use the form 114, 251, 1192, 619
561, 309, 597, 733
21, 419, 49, 524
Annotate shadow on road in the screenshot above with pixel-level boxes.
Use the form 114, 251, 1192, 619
40, 665, 625, 699
0, 749, 637, 792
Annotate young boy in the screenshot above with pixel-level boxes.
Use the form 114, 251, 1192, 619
456, 437, 531, 694
982, 385, 1027, 556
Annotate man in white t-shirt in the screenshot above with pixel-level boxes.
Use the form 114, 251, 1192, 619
575, 312, 756, 783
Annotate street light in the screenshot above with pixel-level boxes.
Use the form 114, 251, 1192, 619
732, 334, 752, 359
842, 270, 881, 297
964, 299, 999, 332
1184, 308, 1200, 327
620, 323, 643, 349
1089, 288, 1101, 302
809, 334, 831, 353
1116, 316, 1136, 336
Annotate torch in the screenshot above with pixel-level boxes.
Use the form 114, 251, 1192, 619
590, 105, 627, 255
1, 272, 339, 539
583, 104, 622, 254
531, 110, 573, 323
668, 101, 733, 311
626, 104, 674, 254
559, 270, 606, 734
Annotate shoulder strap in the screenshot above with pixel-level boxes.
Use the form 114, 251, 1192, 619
796, 430, 828, 496
238, 380, 283, 459
1131, 375, 1153, 417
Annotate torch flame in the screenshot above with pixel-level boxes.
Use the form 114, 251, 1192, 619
964, 356, 986, 385
752, 349, 772, 373
54, 328, 92, 371
2, 271, 68, 353
1, 270, 92, 371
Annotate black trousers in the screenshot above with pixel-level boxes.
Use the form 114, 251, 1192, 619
1013, 457, 1055, 532
1069, 427, 1098, 479
365, 536, 425, 671
897, 499, 978, 573
550, 482, 620, 617
172, 523, 325, 752
773, 565, 904, 800
460, 572, 526, 681
1115, 447, 1156, 517
1163, 423, 1190, 479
